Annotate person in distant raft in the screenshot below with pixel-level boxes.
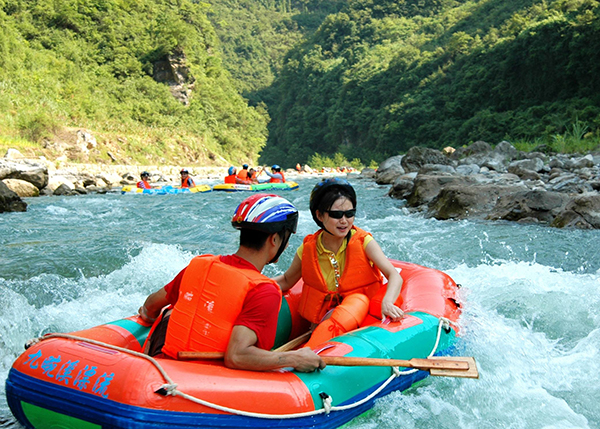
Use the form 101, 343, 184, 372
273, 178, 404, 349
180, 169, 195, 188
137, 171, 152, 189
138, 194, 324, 372
224, 166, 237, 184
247, 168, 260, 184
264, 165, 285, 183
237, 164, 250, 182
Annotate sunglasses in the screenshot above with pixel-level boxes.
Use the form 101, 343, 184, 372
326, 209, 356, 219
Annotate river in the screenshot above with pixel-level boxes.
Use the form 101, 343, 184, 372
1, 176, 599, 428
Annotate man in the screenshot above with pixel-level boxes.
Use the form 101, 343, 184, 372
224, 166, 237, 184
138, 194, 324, 372
265, 164, 285, 183
237, 164, 249, 181
180, 169, 195, 188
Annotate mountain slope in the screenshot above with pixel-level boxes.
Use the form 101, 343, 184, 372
260, 0, 600, 167
0, 0, 267, 165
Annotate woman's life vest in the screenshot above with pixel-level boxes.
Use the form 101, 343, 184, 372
224, 174, 237, 184
298, 227, 382, 323
269, 171, 285, 183
137, 180, 151, 189
161, 255, 282, 358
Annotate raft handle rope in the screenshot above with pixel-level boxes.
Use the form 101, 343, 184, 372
29, 316, 455, 420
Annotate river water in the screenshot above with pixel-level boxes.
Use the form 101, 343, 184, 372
1, 176, 599, 428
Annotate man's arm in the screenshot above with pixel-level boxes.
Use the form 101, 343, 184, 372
139, 287, 169, 324
225, 325, 325, 372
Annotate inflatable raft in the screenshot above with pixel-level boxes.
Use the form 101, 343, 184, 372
212, 181, 299, 192
121, 185, 211, 194
6, 260, 469, 429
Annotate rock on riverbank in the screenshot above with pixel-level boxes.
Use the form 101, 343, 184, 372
372, 141, 600, 229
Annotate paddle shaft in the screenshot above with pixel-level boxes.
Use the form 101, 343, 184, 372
322, 356, 469, 370
178, 351, 467, 370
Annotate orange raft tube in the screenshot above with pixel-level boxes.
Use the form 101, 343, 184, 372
6, 260, 462, 429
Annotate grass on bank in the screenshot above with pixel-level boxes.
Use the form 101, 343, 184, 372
512, 119, 600, 154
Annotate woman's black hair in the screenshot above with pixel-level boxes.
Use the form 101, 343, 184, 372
309, 178, 357, 231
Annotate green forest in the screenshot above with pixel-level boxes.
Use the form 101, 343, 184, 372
1, 0, 599, 168
259, 0, 600, 166
0, 0, 268, 165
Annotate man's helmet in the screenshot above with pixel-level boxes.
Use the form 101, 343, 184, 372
271, 164, 281, 172
180, 169, 189, 174
232, 193, 298, 234
232, 194, 299, 264
309, 178, 356, 230
228, 166, 236, 176
242, 164, 249, 169
141, 171, 150, 178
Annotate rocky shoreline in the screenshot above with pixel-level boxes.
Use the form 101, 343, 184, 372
3, 141, 600, 229
0, 151, 228, 210
361, 141, 600, 229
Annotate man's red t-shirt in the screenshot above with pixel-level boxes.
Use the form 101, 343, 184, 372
163, 255, 281, 350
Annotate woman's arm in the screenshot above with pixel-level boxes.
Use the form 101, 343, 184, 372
272, 253, 302, 292
365, 240, 404, 321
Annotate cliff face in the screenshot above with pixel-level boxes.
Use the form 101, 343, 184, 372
153, 50, 195, 106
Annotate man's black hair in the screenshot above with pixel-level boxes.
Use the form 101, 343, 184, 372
239, 228, 286, 250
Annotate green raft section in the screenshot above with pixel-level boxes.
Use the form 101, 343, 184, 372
212, 182, 299, 192
106, 318, 152, 349
21, 402, 100, 429
295, 312, 457, 408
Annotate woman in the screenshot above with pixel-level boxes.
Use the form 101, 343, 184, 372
275, 178, 404, 348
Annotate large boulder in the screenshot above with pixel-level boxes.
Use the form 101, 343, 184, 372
451, 140, 493, 160
0, 159, 49, 189
428, 184, 521, 220
359, 168, 377, 179
401, 147, 453, 173
388, 177, 415, 200
0, 180, 27, 212
488, 190, 570, 224
552, 193, 600, 229
375, 155, 405, 184
406, 174, 475, 207
3, 178, 40, 197
493, 141, 520, 161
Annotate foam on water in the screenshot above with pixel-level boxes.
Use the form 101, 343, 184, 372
346, 261, 599, 428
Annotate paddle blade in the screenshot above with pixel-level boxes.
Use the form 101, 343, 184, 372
429, 356, 479, 379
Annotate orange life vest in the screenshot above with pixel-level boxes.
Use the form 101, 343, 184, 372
224, 174, 236, 184
181, 177, 195, 188
237, 169, 248, 180
269, 171, 285, 183
161, 255, 281, 358
137, 180, 151, 189
297, 227, 382, 323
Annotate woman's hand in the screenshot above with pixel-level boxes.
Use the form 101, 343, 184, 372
381, 299, 404, 321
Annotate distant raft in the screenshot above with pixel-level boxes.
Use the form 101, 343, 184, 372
121, 185, 211, 194
212, 181, 299, 192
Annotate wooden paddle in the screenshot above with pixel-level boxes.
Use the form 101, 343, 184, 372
272, 331, 312, 352
177, 351, 479, 379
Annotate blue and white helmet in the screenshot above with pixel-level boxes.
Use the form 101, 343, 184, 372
232, 193, 298, 234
